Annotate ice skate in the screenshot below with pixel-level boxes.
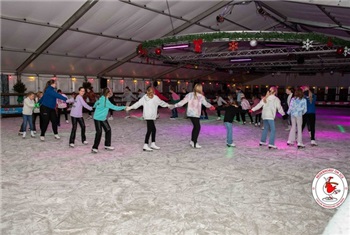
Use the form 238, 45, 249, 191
143, 144, 153, 151
91, 148, 98, 153
69, 143, 75, 148
297, 143, 306, 149
268, 144, 278, 149
227, 143, 236, 147
104, 146, 115, 150
150, 142, 160, 150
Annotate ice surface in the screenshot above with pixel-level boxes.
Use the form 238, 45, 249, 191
1, 107, 349, 234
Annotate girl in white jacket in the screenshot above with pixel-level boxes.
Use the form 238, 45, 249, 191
21, 92, 36, 138
126, 86, 172, 151
251, 86, 285, 149
174, 84, 215, 149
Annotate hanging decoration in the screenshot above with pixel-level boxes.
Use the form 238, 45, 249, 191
137, 44, 148, 57
343, 47, 349, 57
155, 48, 162, 55
327, 37, 333, 47
228, 41, 238, 51
193, 39, 203, 53
302, 39, 313, 50
249, 39, 258, 47
138, 32, 350, 51
336, 47, 344, 55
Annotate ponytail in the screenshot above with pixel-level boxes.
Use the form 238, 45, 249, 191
43, 79, 55, 93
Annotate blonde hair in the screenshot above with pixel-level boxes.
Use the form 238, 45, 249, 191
193, 83, 203, 98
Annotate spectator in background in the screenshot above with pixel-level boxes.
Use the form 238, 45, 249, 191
137, 89, 145, 100
284, 86, 294, 131
169, 87, 180, 119
213, 93, 227, 121
84, 87, 97, 119
32, 91, 43, 134
57, 89, 69, 126
240, 95, 253, 124
121, 86, 137, 118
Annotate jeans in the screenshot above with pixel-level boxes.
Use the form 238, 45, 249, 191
21, 115, 34, 133
224, 122, 233, 144
92, 120, 111, 149
69, 117, 87, 144
261, 119, 276, 145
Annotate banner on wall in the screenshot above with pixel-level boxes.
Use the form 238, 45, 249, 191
0, 107, 23, 115
1, 74, 10, 105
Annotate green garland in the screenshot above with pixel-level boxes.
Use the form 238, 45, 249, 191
140, 31, 350, 49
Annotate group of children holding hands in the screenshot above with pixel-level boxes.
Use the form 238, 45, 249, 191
20, 80, 317, 153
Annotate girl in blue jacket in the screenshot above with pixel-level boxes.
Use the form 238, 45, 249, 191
92, 88, 126, 153
39, 79, 67, 141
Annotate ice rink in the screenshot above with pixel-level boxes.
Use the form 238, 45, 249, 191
1, 106, 349, 234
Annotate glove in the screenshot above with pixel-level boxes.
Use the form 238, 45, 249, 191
249, 109, 253, 114
282, 114, 288, 120
209, 106, 215, 111
34, 103, 40, 108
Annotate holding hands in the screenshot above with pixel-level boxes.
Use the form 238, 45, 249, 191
125, 106, 131, 111
168, 105, 175, 110
209, 106, 216, 111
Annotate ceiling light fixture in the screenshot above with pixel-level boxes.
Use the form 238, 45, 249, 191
162, 44, 189, 50
230, 58, 252, 62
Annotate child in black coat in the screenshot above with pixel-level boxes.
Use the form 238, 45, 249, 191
217, 100, 240, 147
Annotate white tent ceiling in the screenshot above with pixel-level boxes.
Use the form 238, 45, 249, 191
1, 0, 350, 83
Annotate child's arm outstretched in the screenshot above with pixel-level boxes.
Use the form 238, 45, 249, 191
126, 97, 144, 111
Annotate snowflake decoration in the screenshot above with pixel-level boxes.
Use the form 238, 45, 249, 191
302, 39, 313, 50
229, 41, 238, 51
343, 47, 349, 57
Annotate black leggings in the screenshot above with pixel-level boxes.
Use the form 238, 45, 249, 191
32, 112, 40, 131
145, 120, 156, 144
241, 109, 253, 123
255, 113, 262, 123
201, 105, 208, 117
40, 105, 58, 136
69, 117, 86, 144
302, 113, 316, 140
93, 120, 111, 149
189, 117, 201, 145
216, 105, 222, 117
